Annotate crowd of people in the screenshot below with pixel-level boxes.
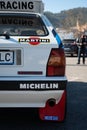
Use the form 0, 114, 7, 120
76, 34, 87, 64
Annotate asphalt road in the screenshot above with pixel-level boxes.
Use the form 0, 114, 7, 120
0, 57, 87, 130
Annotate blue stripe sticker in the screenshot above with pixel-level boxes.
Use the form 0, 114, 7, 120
52, 29, 63, 48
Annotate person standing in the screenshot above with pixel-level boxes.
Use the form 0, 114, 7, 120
77, 35, 86, 64
85, 35, 87, 57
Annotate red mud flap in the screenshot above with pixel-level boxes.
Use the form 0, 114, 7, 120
39, 90, 66, 122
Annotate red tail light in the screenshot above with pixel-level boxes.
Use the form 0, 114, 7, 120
46, 48, 66, 76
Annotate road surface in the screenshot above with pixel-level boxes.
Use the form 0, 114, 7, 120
0, 57, 87, 130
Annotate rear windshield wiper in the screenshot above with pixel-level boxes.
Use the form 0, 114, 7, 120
0, 33, 10, 39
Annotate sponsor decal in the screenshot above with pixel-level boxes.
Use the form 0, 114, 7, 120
0, 81, 66, 91
44, 116, 58, 121
20, 83, 59, 90
0, 1, 34, 10
29, 37, 40, 45
0, 17, 33, 26
19, 38, 50, 45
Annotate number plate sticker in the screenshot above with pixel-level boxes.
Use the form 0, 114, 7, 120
0, 51, 14, 65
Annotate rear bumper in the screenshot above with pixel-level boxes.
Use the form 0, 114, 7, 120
0, 76, 67, 107
64, 48, 78, 55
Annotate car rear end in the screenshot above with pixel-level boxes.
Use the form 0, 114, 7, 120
0, 12, 67, 122
63, 39, 78, 56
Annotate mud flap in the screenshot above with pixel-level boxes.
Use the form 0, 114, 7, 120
39, 90, 66, 122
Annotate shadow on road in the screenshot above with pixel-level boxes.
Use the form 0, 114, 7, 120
0, 81, 87, 130
66, 63, 87, 66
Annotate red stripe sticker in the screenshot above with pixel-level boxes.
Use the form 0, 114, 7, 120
29, 37, 40, 45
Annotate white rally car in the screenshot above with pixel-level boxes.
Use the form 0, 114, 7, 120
0, 0, 67, 122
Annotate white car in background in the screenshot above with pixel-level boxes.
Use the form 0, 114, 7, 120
0, 0, 67, 122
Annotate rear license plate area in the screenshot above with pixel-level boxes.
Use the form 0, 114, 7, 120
0, 49, 21, 65
0, 50, 14, 65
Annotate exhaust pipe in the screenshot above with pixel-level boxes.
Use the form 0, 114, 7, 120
48, 99, 56, 107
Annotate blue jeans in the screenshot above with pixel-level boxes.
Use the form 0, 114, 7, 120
78, 47, 85, 64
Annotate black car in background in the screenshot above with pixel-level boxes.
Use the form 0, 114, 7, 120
62, 39, 78, 56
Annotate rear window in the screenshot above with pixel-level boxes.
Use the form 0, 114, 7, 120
0, 13, 48, 36
62, 39, 76, 43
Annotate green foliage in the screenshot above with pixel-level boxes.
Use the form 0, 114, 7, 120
44, 7, 87, 29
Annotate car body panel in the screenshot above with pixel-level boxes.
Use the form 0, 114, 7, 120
0, 76, 66, 107
0, 2, 67, 121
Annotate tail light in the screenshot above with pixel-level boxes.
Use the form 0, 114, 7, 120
46, 48, 66, 76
